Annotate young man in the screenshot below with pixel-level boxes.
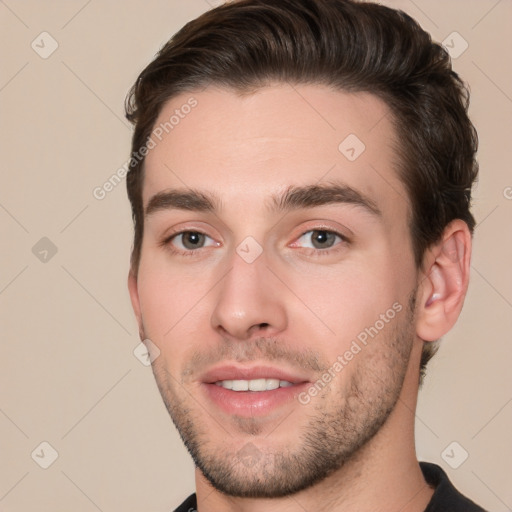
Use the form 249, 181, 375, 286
125, 1, 484, 510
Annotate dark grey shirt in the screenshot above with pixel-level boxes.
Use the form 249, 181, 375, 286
173, 462, 487, 511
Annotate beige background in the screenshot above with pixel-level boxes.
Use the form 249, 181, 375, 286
1, 1, 511, 511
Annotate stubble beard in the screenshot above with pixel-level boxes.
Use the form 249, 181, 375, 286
149, 296, 415, 498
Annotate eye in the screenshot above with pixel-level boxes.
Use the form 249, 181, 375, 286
168, 231, 218, 251
293, 229, 345, 250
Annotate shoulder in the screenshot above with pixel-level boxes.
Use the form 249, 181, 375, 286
421, 462, 487, 512
172, 493, 197, 512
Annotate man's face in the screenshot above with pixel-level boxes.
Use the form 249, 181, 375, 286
130, 84, 420, 497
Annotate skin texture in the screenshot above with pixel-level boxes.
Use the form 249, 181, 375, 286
128, 84, 471, 512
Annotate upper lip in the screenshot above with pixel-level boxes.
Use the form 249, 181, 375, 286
201, 365, 310, 385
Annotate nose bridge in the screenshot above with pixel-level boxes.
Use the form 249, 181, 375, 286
211, 245, 287, 339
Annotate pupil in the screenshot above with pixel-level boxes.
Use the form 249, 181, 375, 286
312, 230, 334, 249
184, 232, 203, 249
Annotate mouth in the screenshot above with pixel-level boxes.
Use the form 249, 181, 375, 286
214, 378, 294, 391
201, 365, 310, 418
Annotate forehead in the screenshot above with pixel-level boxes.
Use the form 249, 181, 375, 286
142, 84, 409, 221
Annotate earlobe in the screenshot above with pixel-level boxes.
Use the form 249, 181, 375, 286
128, 270, 144, 340
416, 220, 472, 342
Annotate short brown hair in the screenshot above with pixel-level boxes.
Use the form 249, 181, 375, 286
125, 0, 478, 377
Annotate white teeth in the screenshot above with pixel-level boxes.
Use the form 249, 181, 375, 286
264, 378, 280, 391
232, 380, 248, 391
249, 378, 267, 391
215, 379, 294, 391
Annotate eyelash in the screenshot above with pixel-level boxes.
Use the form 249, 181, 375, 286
292, 229, 349, 257
160, 230, 214, 257
161, 228, 349, 258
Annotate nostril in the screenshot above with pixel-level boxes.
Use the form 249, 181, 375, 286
259, 323, 270, 329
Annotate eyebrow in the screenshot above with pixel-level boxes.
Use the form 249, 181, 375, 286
271, 183, 381, 216
144, 182, 381, 218
145, 189, 219, 217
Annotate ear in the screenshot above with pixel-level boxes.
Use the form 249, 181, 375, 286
416, 219, 472, 342
128, 269, 144, 340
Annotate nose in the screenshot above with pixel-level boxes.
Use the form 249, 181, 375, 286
210, 249, 288, 341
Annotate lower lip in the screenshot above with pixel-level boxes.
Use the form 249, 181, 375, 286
202, 382, 309, 417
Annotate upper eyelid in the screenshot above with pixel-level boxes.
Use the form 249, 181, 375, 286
158, 214, 352, 236
166, 226, 345, 238
299, 229, 345, 239
291, 229, 347, 247
292, 226, 350, 242
163, 227, 213, 243
164, 227, 347, 250
163, 231, 218, 253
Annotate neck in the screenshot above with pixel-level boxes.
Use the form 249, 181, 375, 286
194, 344, 433, 512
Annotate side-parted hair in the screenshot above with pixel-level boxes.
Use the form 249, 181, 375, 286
125, 0, 479, 380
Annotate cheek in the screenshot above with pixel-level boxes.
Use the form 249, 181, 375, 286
285, 257, 402, 348
136, 260, 204, 359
